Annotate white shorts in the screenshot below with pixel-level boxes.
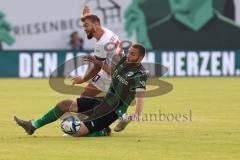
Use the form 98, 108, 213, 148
90, 70, 111, 92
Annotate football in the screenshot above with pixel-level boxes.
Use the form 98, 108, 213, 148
60, 115, 81, 135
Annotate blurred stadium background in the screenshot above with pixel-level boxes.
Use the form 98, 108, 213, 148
0, 0, 239, 160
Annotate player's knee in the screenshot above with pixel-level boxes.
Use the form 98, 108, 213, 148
69, 100, 78, 112
58, 99, 73, 113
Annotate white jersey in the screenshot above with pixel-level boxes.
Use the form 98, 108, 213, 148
91, 28, 124, 92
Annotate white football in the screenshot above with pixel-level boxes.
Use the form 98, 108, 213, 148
60, 115, 81, 135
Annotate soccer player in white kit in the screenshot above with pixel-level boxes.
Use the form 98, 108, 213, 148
72, 6, 124, 96
71, 6, 130, 132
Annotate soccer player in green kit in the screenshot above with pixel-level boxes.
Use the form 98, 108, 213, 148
14, 44, 147, 137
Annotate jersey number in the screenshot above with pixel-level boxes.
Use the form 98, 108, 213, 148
92, 75, 101, 82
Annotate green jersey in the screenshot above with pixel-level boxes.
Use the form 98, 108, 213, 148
104, 57, 148, 117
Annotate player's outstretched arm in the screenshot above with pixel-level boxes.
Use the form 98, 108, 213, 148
101, 62, 115, 75
71, 56, 102, 85
132, 89, 145, 121
101, 54, 122, 75
81, 55, 102, 81
83, 5, 90, 15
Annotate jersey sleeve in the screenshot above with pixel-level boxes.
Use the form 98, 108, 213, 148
131, 73, 147, 91
94, 43, 107, 61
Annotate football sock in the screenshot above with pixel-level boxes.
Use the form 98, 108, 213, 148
32, 105, 64, 128
87, 128, 110, 137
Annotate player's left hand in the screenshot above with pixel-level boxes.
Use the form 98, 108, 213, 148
71, 76, 84, 85
83, 5, 90, 15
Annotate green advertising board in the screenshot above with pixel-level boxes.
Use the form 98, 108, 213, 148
0, 50, 239, 77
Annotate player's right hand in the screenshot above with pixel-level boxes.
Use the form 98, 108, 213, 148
83, 5, 90, 15
131, 113, 140, 121
71, 76, 84, 85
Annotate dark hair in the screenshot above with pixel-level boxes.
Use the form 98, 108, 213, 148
80, 13, 101, 24
132, 44, 146, 57
70, 31, 78, 38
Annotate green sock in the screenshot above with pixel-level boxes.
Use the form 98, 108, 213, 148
87, 128, 110, 137
33, 105, 64, 128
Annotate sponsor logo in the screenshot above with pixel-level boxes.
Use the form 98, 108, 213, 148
116, 74, 128, 85
127, 71, 134, 77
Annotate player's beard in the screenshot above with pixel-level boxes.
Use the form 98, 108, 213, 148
87, 28, 95, 39
87, 32, 93, 39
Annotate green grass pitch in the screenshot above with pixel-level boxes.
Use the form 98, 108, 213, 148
0, 78, 239, 160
